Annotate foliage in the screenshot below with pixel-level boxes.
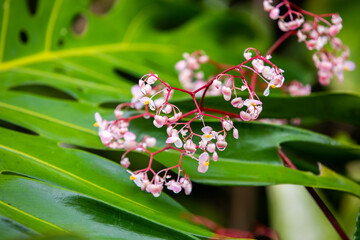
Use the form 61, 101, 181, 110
0, 0, 359, 239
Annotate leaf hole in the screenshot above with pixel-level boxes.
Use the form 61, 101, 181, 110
0, 119, 39, 136
71, 13, 88, 36
19, 30, 29, 44
152, 3, 201, 31
10, 84, 78, 101
53, 67, 67, 74
90, 0, 116, 16
98, 101, 122, 109
113, 67, 140, 84
58, 38, 65, 47
26, 0, 38, 16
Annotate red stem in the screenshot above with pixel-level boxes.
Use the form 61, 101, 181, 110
278, 149, 349, 240
250, 31, 295, 92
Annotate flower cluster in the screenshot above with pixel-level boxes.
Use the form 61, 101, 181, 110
263, 0, 355, 85
175, 51, 221, 96
94, 48, 285, 197
287, 80, 311, 97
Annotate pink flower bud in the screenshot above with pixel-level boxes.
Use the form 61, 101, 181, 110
184, 140, 196, 154
269, 8, 280, 20
329, 24, 342, 36
213, 79, 222, 89
221, 86, 232, 101
231, 97, 244, 108
198, 55, 209, 63
331, 14, 342, 25
120, 157, 130, 168
175, 60, 187, 70
145, 137, 156, 148
153, 115, 168, 128
147, 75, 157, 84
180, 178, 192, 195
223, 120, 233, 131
240, 111, 251, 121
212, 151, 218, 161
216, 135, 227, 151
233, 128, 239, 139
187, 56, 200, 70
244, 51, 252, 60
206, 143, 216, 153
252, 59, 264, 73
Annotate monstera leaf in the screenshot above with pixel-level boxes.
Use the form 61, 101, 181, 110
0, 0, 359, 239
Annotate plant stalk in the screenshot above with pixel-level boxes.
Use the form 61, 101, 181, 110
278, 148, 349, 240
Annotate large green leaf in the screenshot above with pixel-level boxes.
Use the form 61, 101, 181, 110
0, 0, 269, 105
1, 92, 360, 196
0, 175, 201, 240
0, 126, 210, 239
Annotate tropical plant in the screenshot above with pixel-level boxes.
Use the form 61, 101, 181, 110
0, 0, 359, 239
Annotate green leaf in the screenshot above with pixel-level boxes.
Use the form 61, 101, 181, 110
0, 127, 211, 239
0, 215, 39, 240
0, 175, 200, 240
355, 208, 360, 240
0, 0, 270, 105
1, 92, 360, 196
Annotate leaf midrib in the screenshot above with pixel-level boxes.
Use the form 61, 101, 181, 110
0, 101, 97, 135
0, 199, 68, 233
0, 43, 176, 72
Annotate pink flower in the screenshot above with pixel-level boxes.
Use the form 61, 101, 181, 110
223, 120, 233, 131
166, 180, 182, 194
197, 152, 210, 173
146, 183, 163, 197
184, 139, 196, 154
180, 178, 192, 195
146, 74, 158, 85
153, 115, 168, 128
201, 126, 215, 142
123, 132, 137, 150
240, 99, 263, 121
288, 81, 311, 96
166, 130, 183, 148
140, 97, 155, 110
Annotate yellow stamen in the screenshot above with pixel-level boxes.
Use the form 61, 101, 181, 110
203, 162, 209, 166
144, 100, 150, 105
344, 66, 349, 71
250, 102, 257, 107
204, 134, 212, 139
270, 84, 276, 88
93, 122, 99, 127
130, 175, 136, 180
